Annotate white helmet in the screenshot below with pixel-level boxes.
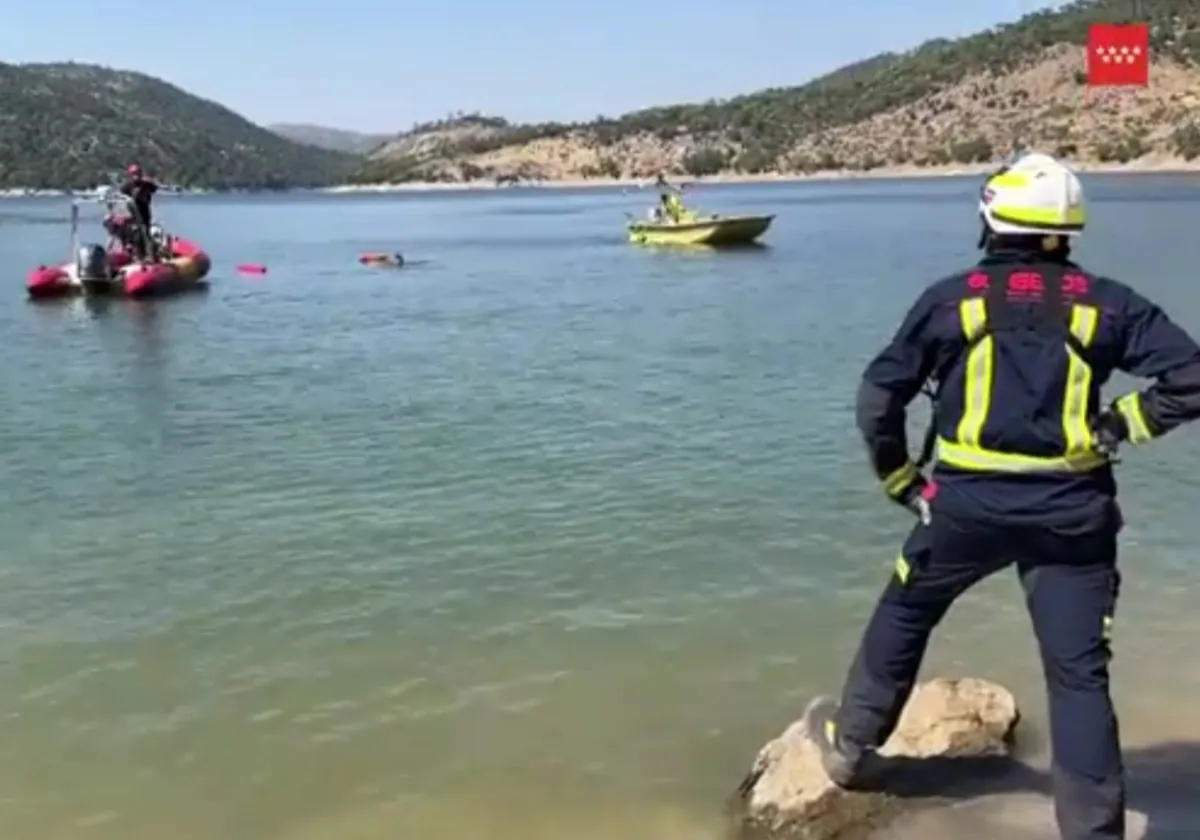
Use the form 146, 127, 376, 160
979, 152, 1086, 237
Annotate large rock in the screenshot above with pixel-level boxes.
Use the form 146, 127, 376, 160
732, 677, 1021, 839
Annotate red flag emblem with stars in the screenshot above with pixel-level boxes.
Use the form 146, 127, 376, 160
1087, 23, 1149, 86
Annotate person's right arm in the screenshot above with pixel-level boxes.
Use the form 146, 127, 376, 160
855, 285, 943, 501
1107, 285, 1200, 444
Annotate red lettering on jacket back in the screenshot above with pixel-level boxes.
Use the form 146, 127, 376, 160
1063, 273, 1089, 296
961, 270, 1090, 299
1006, 271, 1044, 300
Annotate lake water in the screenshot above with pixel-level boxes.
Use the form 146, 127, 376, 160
1, 177, 1199, 840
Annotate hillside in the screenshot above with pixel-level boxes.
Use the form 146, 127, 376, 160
0, 63, 358, 190
267, 123, 390, 154
351, 0, 1200, 184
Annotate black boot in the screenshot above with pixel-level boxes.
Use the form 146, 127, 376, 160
803, 696, 871, 788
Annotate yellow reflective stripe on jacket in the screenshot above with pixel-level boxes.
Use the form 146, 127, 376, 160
956, 298, 990, 446
1114, 392, 1154, 443
1062, 305, 1099, 454
882, 462, 918, 498
936, 438, 1108, 472
942, 299, 1106, 474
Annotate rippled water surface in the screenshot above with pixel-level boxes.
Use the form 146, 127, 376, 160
2, 177, 1200, 839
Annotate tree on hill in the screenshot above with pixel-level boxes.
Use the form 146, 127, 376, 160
0, 62, 358, 189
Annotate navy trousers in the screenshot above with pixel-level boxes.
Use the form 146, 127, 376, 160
834, 513, 1124, 840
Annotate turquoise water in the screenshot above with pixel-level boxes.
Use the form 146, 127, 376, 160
1, 177, 1199, 840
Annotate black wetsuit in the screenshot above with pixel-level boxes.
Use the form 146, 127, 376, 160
119, 178, 158, 258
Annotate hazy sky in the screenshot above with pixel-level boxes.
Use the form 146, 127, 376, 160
2, 0, 1057, 133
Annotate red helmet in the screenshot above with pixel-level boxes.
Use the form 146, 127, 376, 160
127, 164, 142, 177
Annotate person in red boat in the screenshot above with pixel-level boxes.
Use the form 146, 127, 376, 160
119, 164, 159, 259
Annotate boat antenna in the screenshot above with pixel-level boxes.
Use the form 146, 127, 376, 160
69, 200, 80, 265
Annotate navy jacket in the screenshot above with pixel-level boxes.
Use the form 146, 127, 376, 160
856, 250, 1200, 529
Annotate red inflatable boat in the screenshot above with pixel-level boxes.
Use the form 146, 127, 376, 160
26, 195, 212, 300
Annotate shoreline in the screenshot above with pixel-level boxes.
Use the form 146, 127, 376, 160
321, 157, 1200, 194
4, 158, 1199, 199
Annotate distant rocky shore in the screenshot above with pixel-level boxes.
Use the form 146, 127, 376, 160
320, 157, 1200, 194
5, 154, 1196, 199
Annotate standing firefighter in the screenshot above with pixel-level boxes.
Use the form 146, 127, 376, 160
804, 152, 1200, 840
119, 164, 160, 259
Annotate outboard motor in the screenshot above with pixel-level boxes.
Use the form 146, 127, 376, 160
76, 242, 116, 293
76, 243, 109, 281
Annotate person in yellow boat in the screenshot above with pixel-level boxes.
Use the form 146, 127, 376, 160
655, 173, 686, 223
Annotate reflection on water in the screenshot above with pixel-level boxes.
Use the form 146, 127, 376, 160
0, 179, 1199, 840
